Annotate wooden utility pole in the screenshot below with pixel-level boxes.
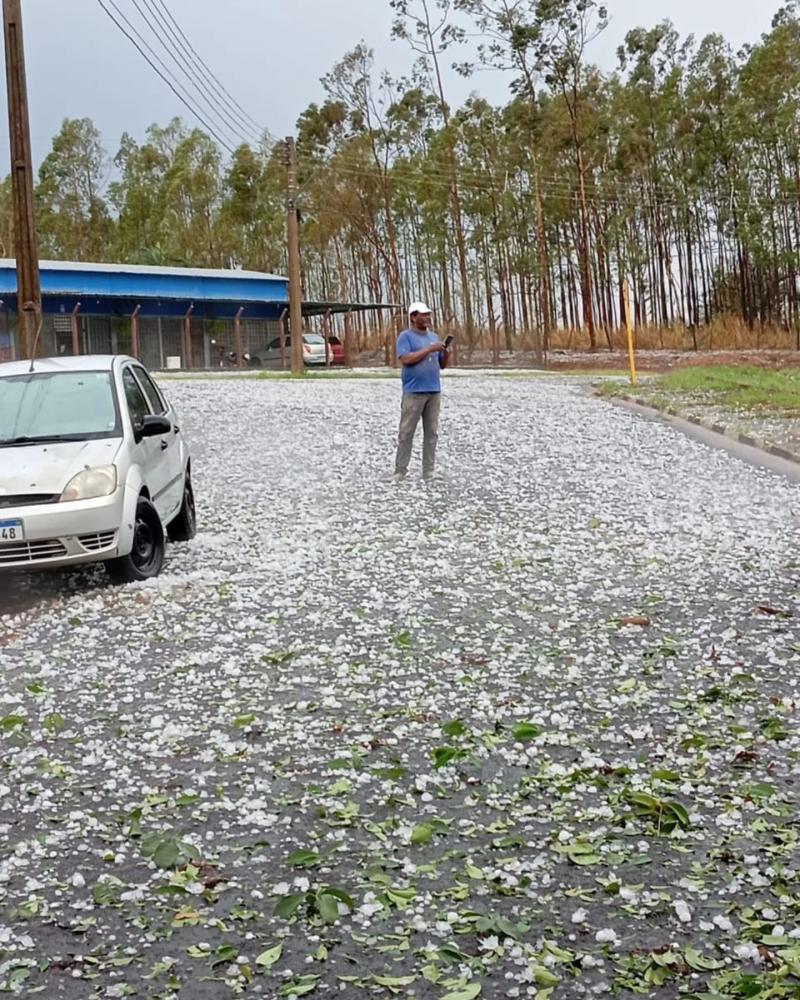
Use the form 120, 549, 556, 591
284, 137, 304, 375
3, 0, 41, 360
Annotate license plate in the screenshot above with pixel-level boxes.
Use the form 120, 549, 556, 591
0, 519, 24, 544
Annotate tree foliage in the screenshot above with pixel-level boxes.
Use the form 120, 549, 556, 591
5, 4, 800, 348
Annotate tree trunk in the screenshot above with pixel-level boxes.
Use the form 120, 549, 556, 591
576, 146, 596, 349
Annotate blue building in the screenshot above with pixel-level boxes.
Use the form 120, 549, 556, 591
0, 260, 391, 368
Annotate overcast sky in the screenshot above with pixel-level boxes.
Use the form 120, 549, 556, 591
0, 0, 780, 166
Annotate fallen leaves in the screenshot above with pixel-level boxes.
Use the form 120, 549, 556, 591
1, 377, 799, 999
440, 983, 482, 1000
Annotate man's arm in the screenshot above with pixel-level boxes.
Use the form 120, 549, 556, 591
399, 342, 442, 366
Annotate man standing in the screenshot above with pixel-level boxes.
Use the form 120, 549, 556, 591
392, 302, 450, 482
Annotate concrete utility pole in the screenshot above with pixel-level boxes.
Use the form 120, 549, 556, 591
3, 0, 41, 359
284, 136, 304, 375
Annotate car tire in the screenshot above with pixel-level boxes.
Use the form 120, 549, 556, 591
106, 497, 165, 584
167, 472, 197, 543
247, 355, 263, 368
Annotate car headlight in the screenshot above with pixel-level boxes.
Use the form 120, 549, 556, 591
60, 465, 118, 503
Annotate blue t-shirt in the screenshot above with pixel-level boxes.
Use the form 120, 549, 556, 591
396, 329, 442, 394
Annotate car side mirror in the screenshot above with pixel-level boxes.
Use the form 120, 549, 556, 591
135, 414, 172, 442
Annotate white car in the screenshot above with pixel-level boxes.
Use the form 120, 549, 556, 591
0, 355, 195, 583
250, 333, 331, 369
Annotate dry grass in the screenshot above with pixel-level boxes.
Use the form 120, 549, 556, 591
350, 315, 800, 358
543, 319, 799, 353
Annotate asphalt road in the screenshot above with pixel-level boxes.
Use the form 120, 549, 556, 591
1, 376, 799, 999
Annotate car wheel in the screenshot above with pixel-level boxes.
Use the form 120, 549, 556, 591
248, 355, 263, 368
168, 472, 197, 542
106, 497, 165, 584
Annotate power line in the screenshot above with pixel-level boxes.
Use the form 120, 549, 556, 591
296, 155, 653, 206
149, 0, 277, 147
295, 142, 800, 208
134, 0, 268, 148
296, 151, 800, 213
128, 0, 259, 148
95, 0, 236, 154
295, 149, 597, 194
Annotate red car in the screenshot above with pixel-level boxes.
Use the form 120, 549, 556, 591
328, 337, 346, 366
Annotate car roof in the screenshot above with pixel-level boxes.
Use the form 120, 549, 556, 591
0, 355, 133, 377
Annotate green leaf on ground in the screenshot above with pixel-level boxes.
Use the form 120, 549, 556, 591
411, 823, 435, 845
256, 944, 283, 968
433, 746, 463, 768
274, 893, 305, 919
372, 973, 417, 988
317, 890, 340, 923
441, 984, 481, 1000
287, 850, 321, 868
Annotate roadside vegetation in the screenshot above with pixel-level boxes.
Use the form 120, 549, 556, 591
599, 367, 800, 414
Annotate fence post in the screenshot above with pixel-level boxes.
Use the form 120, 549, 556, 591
183, 303, 194, 369
384, 313, 393, 368
130, 304, 141, 360
71, 302, 81, 356
279, 307, 288, 370
344, 309, 353, 367
389, 310, 403, 367
0, 300, 10, 362
235, 306, 244, 367
324, 309, 332, 367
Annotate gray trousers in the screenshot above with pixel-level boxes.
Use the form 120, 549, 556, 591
394, 392, 441, 476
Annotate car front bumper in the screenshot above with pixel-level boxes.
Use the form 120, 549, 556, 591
0, 489, 130, 570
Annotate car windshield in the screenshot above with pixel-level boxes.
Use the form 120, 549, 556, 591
0, 371, 120, 447
304, 335, 325, 345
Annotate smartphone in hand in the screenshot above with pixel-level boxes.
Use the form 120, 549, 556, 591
444, 335, 454, 347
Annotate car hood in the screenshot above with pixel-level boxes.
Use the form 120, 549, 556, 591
0, 438, 123, 496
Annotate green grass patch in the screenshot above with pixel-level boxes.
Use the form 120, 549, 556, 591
594, 379, 630, 398
654, 366, 800, 412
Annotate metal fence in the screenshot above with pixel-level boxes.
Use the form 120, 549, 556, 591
0, 312, 284, 369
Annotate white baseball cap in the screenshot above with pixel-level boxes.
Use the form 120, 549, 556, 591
408, 301, 432, 316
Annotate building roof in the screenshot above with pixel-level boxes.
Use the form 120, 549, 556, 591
0, 260, 398, 321
23, 259, 288, 282
0, 259, 289, 306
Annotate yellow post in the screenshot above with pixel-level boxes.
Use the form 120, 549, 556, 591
623, 278, 637, 387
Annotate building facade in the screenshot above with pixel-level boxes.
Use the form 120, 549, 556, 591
0, 260, 291, 368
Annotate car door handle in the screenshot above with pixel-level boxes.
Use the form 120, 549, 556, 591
160, 440, 168, 451
173, 425, 180, 434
